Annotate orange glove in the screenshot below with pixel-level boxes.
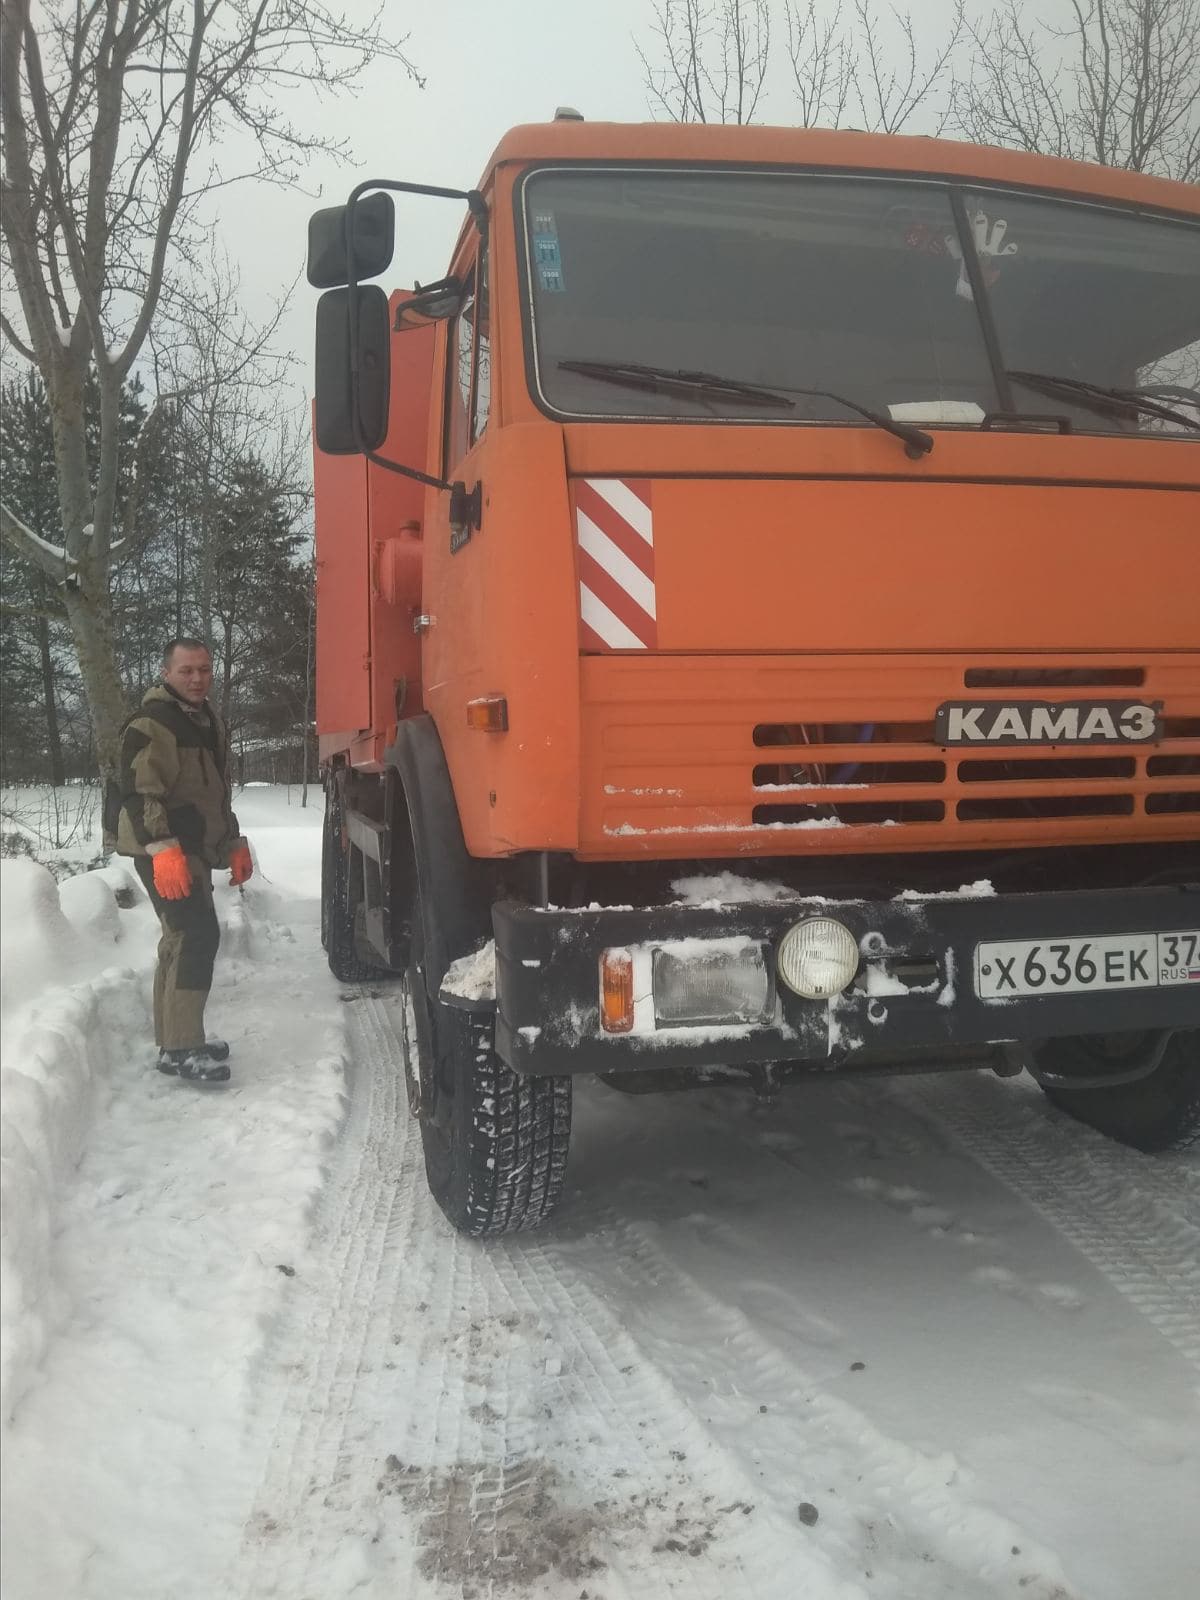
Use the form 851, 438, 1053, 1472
152, 844, 193, 901
229, 841, 253, 887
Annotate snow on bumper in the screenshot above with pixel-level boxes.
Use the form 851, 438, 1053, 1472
491, 885, 1200, 1075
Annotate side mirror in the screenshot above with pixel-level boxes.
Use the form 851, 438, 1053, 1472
314, 286, 390, 454
394, 277, 466, 331
307, 192, 395, 289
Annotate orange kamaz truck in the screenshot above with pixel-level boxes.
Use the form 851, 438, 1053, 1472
307, 118, 1200, 1237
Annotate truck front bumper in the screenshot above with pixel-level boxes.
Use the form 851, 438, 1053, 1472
491, 884, 1200, 1075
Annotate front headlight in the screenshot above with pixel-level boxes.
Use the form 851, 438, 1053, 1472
651, 943, 772, 1028
777, 918, 859, 999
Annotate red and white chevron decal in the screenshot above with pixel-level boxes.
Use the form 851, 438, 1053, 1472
574, 477, 656, 651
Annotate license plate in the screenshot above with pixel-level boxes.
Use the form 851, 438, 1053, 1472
975, 930, 1200, 999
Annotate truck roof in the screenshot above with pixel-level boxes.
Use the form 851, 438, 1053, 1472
480, 121, 1199, 219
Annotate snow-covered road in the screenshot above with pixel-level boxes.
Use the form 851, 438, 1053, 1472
2, 788, 1198, 1600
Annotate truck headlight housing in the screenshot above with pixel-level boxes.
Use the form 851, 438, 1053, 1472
651, 943, 772, 1028
777, 918, 860, 999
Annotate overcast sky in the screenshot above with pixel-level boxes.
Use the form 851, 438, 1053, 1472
217, 0, 664, 381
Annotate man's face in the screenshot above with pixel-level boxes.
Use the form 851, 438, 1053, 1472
162, 646, 213, 705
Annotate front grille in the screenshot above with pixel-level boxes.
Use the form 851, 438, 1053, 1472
581, 652, 1200, 858
745, 662, 1200, 830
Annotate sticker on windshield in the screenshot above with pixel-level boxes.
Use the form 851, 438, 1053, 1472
531, 211, 565, 292
905, 211, 1018, 302
945, 212, 1018, 301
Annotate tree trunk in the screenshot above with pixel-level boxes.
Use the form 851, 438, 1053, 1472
220, 615, 235, 724
35, 592, 66, 787
63, 564, 130, 784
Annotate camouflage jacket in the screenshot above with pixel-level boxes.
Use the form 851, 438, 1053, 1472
115, 685, 242, 867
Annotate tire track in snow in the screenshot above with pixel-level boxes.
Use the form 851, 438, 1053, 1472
892, 1074, 1200, 1372
562, 1206, 1080, 1600
231, 984, 409, 1598
230, 991, 817, 1600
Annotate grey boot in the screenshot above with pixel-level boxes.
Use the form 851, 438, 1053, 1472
157, 1047, 231, 1083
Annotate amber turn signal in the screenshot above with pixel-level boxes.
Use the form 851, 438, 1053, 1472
466, 695, 509, 733
600, 948, 635, 1033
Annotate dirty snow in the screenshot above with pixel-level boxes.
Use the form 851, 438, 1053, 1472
1, 785, 1198, 1600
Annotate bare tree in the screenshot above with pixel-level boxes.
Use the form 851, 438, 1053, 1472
851, 0, 965, 133
640, 0, 963, 131
146, 257, 302, 644
957, 0, 1200, 179
782, 1, 854, 126
637, 0, 772, 122
0, 1, 420, 780
638, 0, 1195, 171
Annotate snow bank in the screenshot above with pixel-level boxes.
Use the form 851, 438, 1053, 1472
1, 859, 84, 1005
57, 870, 123, 944
0, 858, 160, 1422
0, 969, 151, 1422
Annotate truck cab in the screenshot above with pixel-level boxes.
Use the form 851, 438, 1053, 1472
310, 121, 1199, 1236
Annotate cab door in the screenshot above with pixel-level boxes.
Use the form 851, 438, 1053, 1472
422, 233, 491, 720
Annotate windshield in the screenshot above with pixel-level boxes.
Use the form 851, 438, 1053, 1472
521, 170, 1200, 438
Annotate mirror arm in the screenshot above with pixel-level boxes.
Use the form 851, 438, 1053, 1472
359, 448, 452, 492
342, 178, 488, 507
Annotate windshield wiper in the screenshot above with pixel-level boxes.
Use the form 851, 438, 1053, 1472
558, 359, 794, 410
1007, 370, 1200, 433
558, 360, 934, 458
782, 384, 933, 457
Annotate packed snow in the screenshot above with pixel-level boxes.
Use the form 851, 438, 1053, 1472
1, 786, 1198, 1600
440, 939, 497, 1003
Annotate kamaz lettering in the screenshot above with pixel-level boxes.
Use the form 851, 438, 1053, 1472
935, 701, 1162, 746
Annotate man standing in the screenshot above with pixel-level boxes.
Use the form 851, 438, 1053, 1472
115, 638, 253, 1083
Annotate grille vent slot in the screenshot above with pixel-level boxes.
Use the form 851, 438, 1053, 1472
754, 800, 944, 826
1146, 793, 1200, 815
959, 757, 1135, 783
963, 666, 1145, 688
957, 794, 1134, 821
754, 760, 944, 787
1147, 755, 1200, 777
753, 721, 934, 746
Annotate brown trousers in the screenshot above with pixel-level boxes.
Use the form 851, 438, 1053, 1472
134, 857, 220, 1050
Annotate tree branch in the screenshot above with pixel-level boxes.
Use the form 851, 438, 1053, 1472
1, 497, 68, 577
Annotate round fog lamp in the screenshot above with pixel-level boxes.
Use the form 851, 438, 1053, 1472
777, 917, 860, 999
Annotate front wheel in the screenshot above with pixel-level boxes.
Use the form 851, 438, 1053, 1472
1033, 1029, 1199, 1152
403, 930, 572, 1236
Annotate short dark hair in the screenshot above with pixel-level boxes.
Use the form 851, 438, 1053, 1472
163, 636, 212, 665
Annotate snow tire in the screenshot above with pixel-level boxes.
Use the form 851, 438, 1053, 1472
405, 925, 571, 1236
1035, 1029, 1200, 1153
